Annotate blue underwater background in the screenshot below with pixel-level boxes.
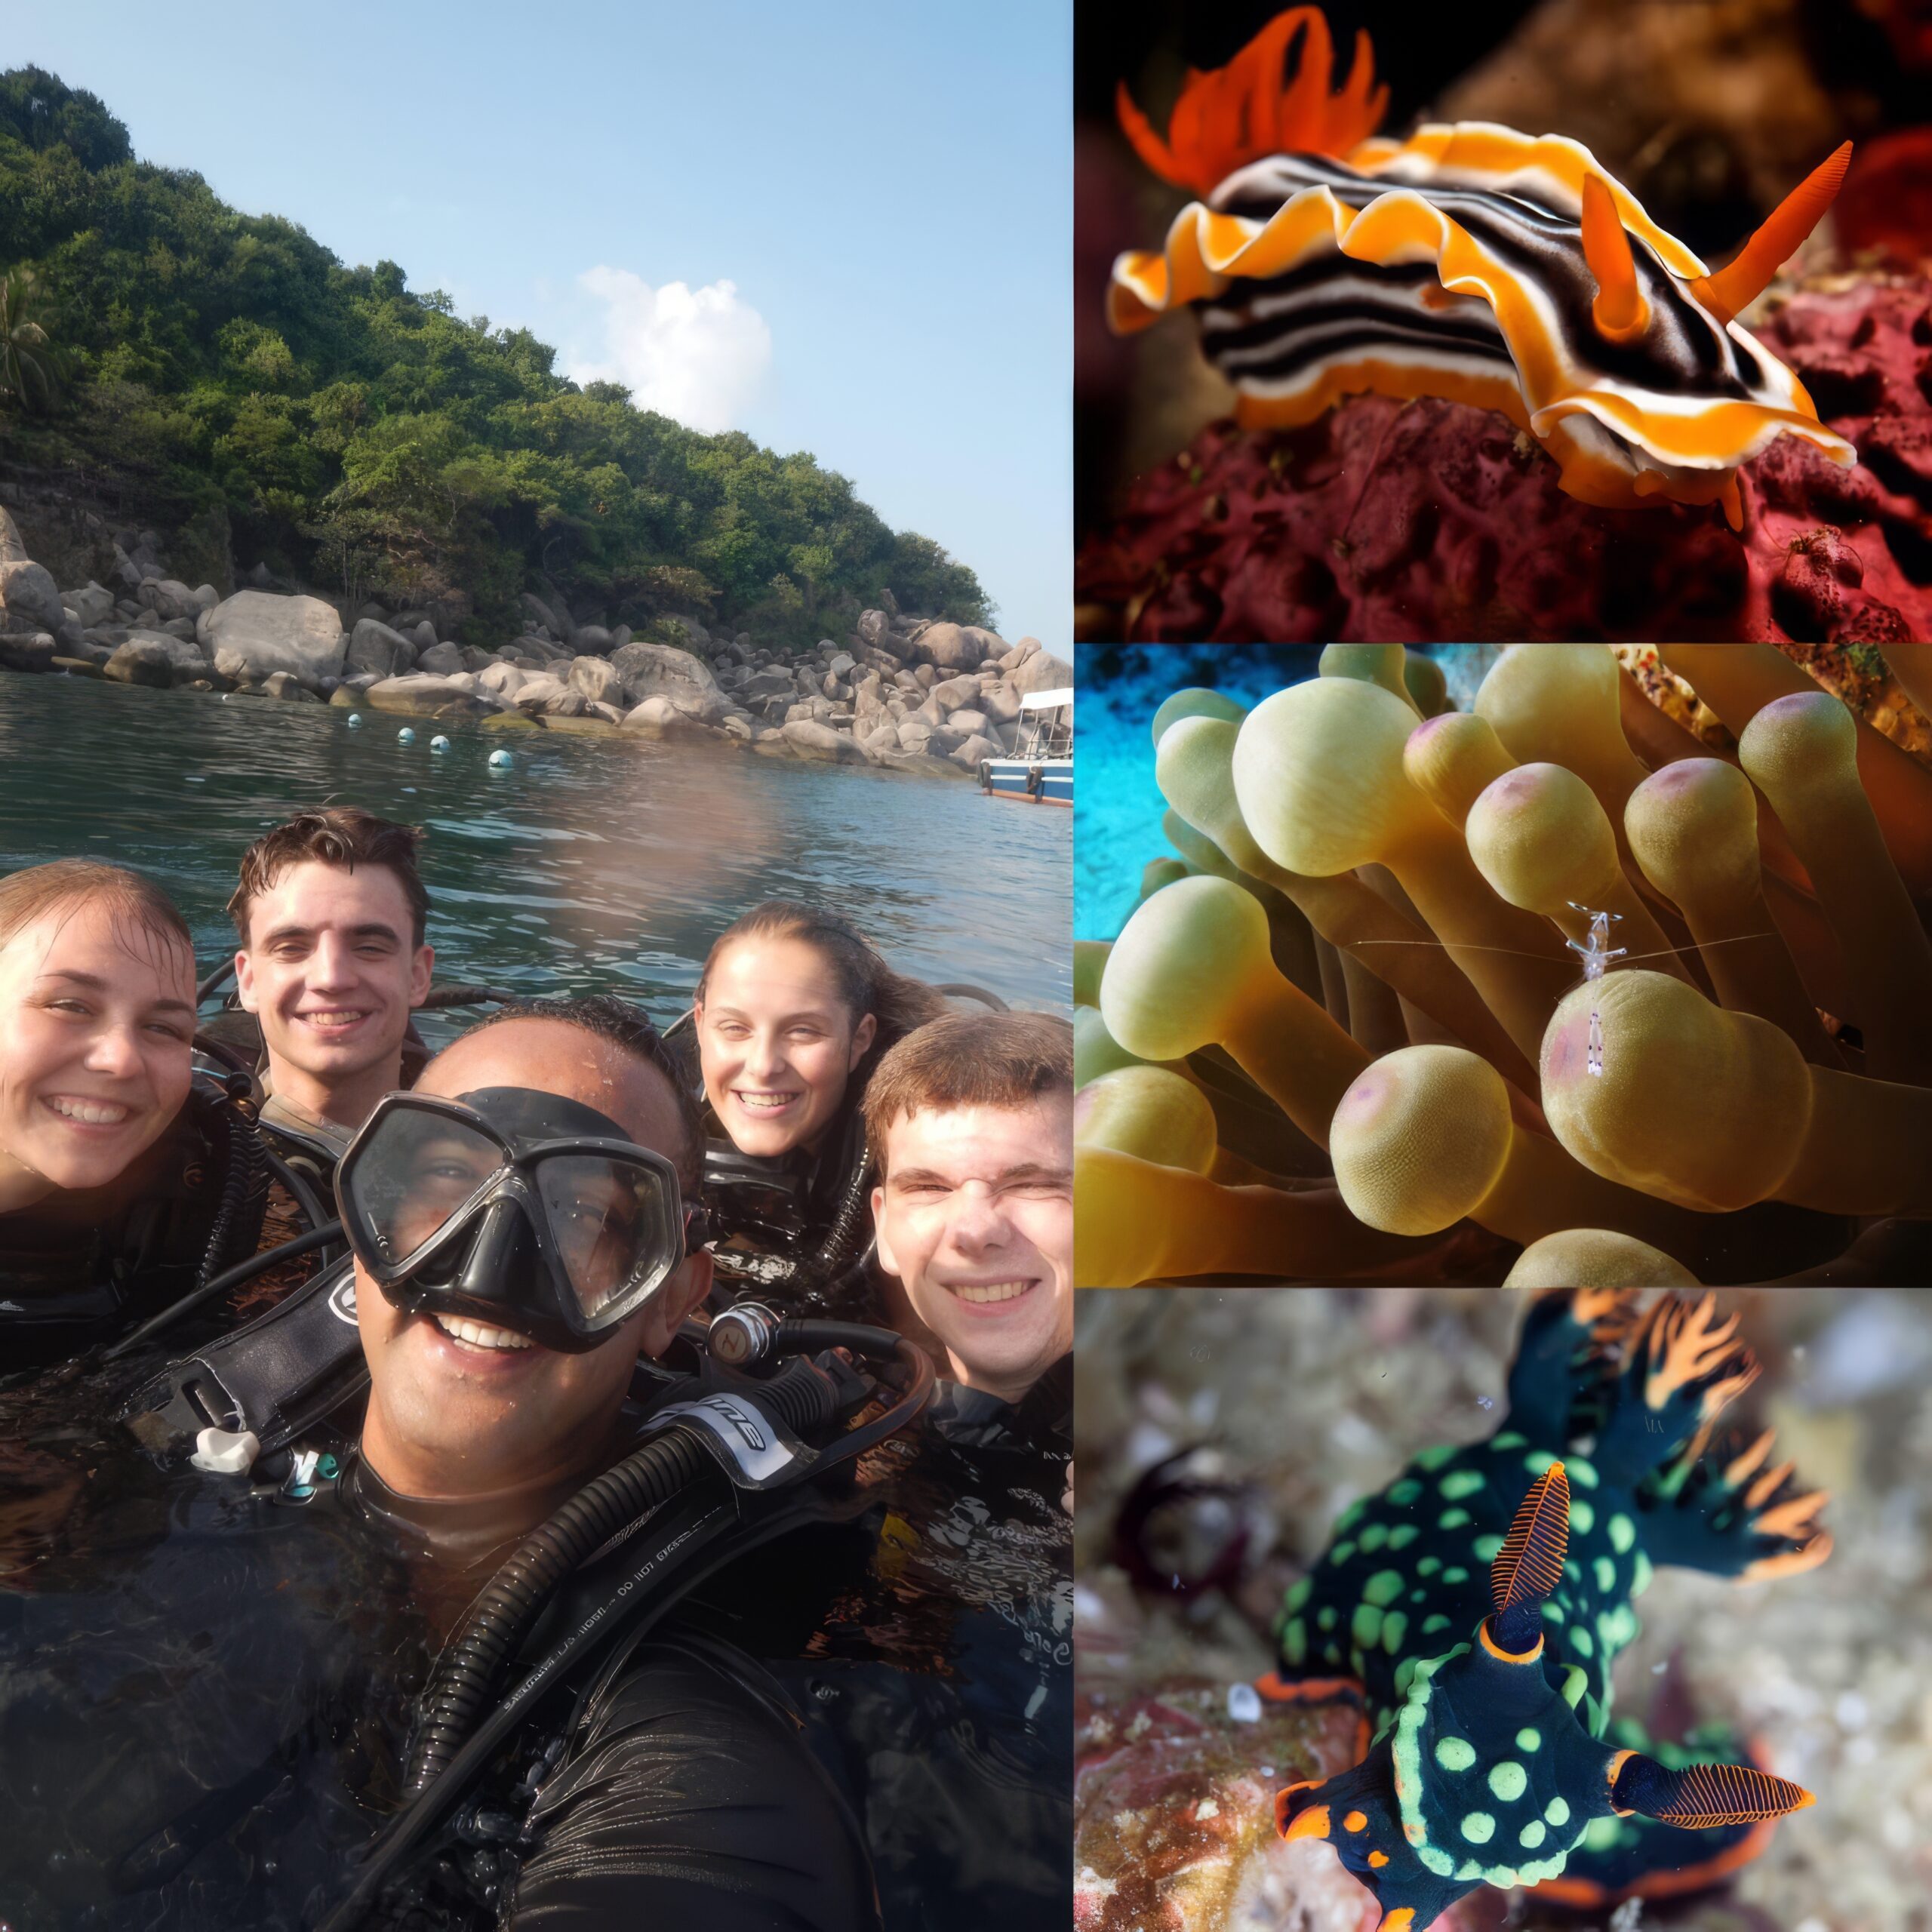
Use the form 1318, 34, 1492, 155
1075, 645, 1500, 941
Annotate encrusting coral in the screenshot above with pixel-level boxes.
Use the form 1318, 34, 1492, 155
1080, 643, 1932, 1285
1076, 283, 1932, 643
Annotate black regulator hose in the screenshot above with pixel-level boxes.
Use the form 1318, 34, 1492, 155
801, 1139, 875, 1286
192, 1090, 262, 1301
318, 1334, 933, 1932
405, 1355, 843, 1795
103, 1222, 346, 1361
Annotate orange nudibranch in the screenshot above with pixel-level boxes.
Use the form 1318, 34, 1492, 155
1111, 8, 1856, 520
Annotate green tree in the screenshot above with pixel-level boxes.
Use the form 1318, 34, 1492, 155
0, 66, 997, 642
0, 265, 60, 411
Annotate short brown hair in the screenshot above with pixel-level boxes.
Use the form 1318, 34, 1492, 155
861, 1011, 1073, 1171
0, 859, 193, 963
228, 808, 429, 946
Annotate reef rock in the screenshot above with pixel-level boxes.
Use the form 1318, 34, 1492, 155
1075, 1676, 1457, 1932
204, 590, 346, 684
1076, 277, 1932, 644
362, 672, 497, 718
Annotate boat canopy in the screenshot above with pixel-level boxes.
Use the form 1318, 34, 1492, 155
1019, 687, 1072, 712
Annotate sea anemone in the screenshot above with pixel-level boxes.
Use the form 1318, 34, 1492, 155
1081, 644, 1932, 1285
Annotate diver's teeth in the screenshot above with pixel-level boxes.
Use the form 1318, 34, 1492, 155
952, 1281, 1032, 1304
433, 1314, 535, 1352
47, 1096, 131, 1125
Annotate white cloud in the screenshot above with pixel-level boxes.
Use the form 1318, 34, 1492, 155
566, 267, 771, 433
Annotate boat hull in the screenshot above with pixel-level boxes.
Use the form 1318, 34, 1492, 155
981, 756, 1072, 805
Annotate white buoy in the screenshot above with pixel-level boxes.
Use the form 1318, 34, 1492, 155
346, 712, 362, 728
398, 727, 416, 745
430, 734, 451, 753
488, 748, 513, 771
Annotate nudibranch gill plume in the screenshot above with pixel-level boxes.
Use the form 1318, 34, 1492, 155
1110, 8, 1857, 525
1260, 1290, 1828, 1930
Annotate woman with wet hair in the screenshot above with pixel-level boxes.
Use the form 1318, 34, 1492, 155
686, 900, 946, 1303
0, 860, 265, 1371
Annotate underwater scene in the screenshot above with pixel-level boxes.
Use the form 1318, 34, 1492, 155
1075, 2, 1932, 643
1074, 1285, 1932, 1932
1076, 642, 1932, 1288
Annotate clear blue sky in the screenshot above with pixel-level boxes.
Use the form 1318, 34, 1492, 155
15, 1, 1071, 646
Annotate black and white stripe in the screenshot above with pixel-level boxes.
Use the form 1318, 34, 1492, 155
1198, 154, 1785, 417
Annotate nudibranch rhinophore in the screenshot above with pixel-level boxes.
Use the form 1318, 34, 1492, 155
1109, 8, 1857, 525
1262, 1290, 1827, 1930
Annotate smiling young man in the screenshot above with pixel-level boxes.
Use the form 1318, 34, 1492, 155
338, 998, 880, 1927
863, 1011, 1074, 1404
227, 809, 434, 1160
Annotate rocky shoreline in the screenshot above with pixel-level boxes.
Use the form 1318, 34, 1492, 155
0, 509, 1070, 780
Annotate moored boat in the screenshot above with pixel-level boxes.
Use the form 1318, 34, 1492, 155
980, 687, 1072, 805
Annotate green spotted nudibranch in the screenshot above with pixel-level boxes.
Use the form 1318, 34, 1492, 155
1264, 1290, 1829, 1931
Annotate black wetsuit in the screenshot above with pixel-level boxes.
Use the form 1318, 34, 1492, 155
704, 1354, 1075, 1932
0, 1081, 268, 1375
0, 1371, 878, 1931
697, 1100, 877, 1308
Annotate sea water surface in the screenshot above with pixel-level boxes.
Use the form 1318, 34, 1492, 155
0, 675, 1070, 1021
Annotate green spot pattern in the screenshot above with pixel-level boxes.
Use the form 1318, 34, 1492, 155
1363, 1569, 1404, 1607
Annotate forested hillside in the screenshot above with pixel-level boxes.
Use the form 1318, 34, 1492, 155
0, 69, 990, 645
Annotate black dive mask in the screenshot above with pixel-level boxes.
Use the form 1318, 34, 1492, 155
336, 1088, 706, 1354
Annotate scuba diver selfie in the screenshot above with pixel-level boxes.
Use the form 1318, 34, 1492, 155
0, 808, 1074, 1932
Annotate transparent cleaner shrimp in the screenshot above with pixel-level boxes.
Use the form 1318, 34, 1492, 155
1565, 902, 1626, 1076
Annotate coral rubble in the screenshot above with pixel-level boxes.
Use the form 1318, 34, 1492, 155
1076, 281, 1932, 644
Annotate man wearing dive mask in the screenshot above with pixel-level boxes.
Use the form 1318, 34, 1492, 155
339, 998, 877, 1924
340, 1030, 724, 1505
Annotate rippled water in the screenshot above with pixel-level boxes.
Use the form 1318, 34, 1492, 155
0, 676, 1070, 1029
